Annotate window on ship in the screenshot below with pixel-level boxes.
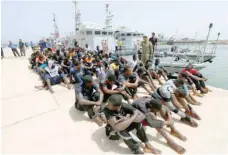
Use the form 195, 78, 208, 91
95, 31, 101, 35
133, 33, 136, 36
102, 31, 107, 35
86, 31, 93, 35
108, 32, 113, 35
127, 33, 131, 36
121, 33, 125, 36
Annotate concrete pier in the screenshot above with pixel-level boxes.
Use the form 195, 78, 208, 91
1, 48, 228, 154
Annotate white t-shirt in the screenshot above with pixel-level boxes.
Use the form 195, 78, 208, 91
96, 67, 106, 82
158, 79, 176, 99
45, 65, 60, 78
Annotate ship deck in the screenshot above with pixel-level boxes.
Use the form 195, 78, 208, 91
1, 49, 228, 154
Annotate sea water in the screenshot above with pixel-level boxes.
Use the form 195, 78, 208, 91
200, 45, 228, 90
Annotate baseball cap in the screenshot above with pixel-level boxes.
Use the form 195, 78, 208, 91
73, 60, 81, 66
149, 99, 162, 110
83, 75, 93, 83
108, 94, 123, 107
107, 74, 117, 82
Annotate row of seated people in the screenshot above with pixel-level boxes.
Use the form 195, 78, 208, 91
28, 47, 211, 154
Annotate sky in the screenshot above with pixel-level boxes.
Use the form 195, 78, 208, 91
1, 0, 228, 43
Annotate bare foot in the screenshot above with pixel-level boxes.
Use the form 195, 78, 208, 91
186, 111, 201, 120
100, 114, 107, 124
167, 141, 186, 154
198, 94, 204, 97
201, 89, 208, 94
170, 130, 187, 141
143, 144, 161, 154
206, 87, 212, 92
180, 118, 198, 128
67, 85, 71, 90
34, 86, 44, 90
132, 96, 137, 100
49, 89, 54, 94
193, 93, 203, 98
196, 102, 202, 105
93, 116, 103, 127
192, 101, 202, 106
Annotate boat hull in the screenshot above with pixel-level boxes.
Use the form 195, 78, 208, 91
166, 52, 216, 62
160, 62, 206, 73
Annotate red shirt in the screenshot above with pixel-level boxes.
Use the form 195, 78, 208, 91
181, 68, 198, 75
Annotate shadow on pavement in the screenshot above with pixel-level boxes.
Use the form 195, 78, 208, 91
68, 105, 91, 122
91, 126, 130, 154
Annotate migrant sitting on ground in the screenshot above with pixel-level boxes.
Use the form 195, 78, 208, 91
152, 79, 199, 127
74, 75, 105, 126
132, 97, 186, 154
154, 59, 169, 81
100, 74, 131, 105
145, 60, 164, 85
181, 63, 211, 94
118, 65, 153, 100
103, 94, 161, 154
35, 60, 71, 93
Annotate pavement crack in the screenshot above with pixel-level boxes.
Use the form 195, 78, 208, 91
1, 108, 59, 130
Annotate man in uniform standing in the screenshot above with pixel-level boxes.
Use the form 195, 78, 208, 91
141, 36, 152, 66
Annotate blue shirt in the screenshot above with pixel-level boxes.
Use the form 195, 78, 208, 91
75, 82, 99, 99
70, 66, 85, 78
8, 43, 17, 49
46, 42, 52, 48
39, 41, 46, 49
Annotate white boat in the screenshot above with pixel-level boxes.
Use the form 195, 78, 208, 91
157, 23, 220, 73
67, 2, 219, 74
70, 1, 143, 55
159, 57, 206, 73
165, 46, 216, 62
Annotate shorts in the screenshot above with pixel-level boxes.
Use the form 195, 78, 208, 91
44, 73, 66, 85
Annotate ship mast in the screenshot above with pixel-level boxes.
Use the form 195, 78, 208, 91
104, 4, 113, 30
201, 23, 213, 62
73, 1, 81, 35
53, 13, 59, 39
